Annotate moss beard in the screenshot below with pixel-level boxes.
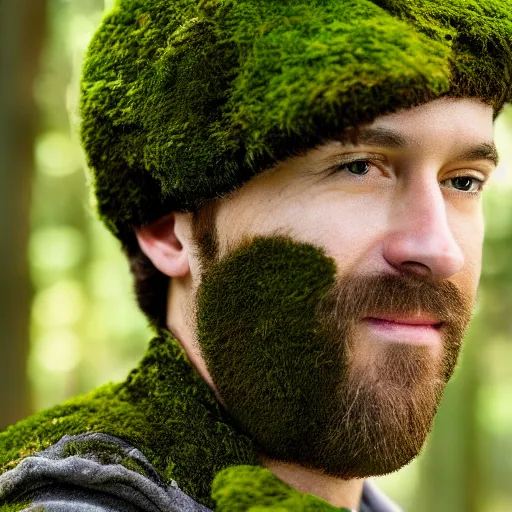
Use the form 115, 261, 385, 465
193, 231, 474, 479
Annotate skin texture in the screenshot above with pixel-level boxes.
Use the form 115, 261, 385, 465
136, 97, 497, 510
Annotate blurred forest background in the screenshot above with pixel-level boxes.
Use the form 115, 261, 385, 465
0, 1, 511, 511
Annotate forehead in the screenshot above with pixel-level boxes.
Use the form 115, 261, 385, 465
313, 97, 497, 165
360, 97, 494, 144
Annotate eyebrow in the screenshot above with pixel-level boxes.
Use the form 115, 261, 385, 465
337, 126, 500, 167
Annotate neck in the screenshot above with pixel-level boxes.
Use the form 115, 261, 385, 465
259, 454, 364, 510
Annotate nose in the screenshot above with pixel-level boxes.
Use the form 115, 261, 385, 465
383, 180, 465, 280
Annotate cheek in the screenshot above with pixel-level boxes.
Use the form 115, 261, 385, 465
294, 193, 386, 263
449, 216, 484, 299
215, 196, 280, 253
462, 242, 483, 298
216, 188, 389, 274
189, 257, 203, 289
462, 205, 485, 251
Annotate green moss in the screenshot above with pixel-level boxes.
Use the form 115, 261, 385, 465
196, 236, 339, 459
0, 334, 258, 509
80, 0, 512, 238
0, 383, 138, 474
212, 465, 346, 511
0, 503, 34, 512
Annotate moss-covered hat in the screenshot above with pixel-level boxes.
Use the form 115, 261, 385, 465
80, 0, 512, 239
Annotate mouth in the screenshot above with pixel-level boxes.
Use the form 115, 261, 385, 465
361, 315, 444, 345
366, 315, 443, 328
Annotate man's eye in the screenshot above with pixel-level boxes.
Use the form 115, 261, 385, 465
442, 176, 485, 194
331, 160, 371, 176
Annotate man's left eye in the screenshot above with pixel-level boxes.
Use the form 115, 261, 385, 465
442, 176, 485, 194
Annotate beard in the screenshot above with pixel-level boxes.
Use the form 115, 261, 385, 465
191, 226, 475, 479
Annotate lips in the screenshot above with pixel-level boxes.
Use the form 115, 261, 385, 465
366, 315, 443, 328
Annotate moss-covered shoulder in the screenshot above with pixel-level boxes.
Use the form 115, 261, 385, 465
0, 334, 257, 509
0, 382, 142, 475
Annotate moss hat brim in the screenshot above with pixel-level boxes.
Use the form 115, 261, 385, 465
80, 0, 512, 238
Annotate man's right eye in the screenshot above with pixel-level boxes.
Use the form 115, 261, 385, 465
329, 160, 372, 176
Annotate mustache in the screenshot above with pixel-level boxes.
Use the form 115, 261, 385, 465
317, 271, 474, 333
315, 270, 474, 385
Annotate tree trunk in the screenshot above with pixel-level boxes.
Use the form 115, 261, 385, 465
0, 0, 46, 429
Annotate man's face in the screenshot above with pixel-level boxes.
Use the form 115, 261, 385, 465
186, 97, 496, 478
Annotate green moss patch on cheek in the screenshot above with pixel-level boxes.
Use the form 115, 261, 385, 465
196, 236, 340, 454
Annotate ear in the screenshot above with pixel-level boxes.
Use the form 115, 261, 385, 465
135, 213, 191, 278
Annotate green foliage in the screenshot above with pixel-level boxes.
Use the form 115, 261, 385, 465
80, 0, 512, 237
197, 236, 339, 459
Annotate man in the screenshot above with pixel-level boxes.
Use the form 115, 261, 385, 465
0, 0, 511, 510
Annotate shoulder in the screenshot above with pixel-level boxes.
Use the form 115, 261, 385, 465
0, 335, 256, 509
0, 382, 146, 476
0, 336, 183, 476
0, 432, 212, 511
